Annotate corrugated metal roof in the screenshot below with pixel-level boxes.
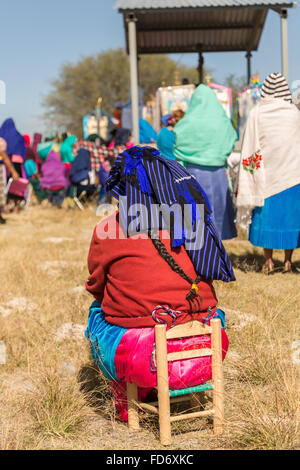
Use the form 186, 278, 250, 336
115, 0, 295, 10
115, 0, 296, 54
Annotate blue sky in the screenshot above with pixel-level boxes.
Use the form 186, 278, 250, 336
0, 0, 299, 136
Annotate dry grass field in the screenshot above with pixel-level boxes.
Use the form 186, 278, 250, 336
0, 202, 299, 450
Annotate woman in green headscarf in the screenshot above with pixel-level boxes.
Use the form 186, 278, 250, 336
174, 84, 237, 240
60, 135, 77, 163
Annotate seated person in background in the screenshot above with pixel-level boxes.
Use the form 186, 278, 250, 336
157, 110, 185, 161
85, 146, 235, 422
24, 147, 48, 203
40, 151, 69, 207
69, 148, 97, 200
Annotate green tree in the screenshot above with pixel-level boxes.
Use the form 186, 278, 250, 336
43, 49, 129, 137
43, 48, 203, 137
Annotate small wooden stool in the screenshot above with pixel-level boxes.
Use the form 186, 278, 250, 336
126, 318, 224, 445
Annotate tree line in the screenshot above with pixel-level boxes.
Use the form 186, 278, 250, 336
43, 48, 246, 136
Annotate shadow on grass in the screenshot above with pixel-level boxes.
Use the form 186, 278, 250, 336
77, 362, 113, 419
76, 363, 212, 438
229, 250, 300, 274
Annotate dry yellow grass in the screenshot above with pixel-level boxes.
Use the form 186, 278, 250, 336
0, 203, 299, 450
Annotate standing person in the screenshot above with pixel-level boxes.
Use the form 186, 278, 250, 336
113, 102, 123, 128
60, 135, 76, 164
236, 73, 300, 273
157, 110, 185, 161
23, 134, 39, 166
0, 118, 26, 177
32, 133, 42, 170
174, 85, 237, 240
32, 133, 42, 154
60, 135, 77, 178
0, 138, 19, 224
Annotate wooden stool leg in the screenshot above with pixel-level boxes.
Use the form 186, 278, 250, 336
155, 325, 171, 446
211, 318, 224, 434
126, 382, 139, 430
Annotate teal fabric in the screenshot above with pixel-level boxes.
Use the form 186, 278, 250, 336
30, 178, 47, 201
215, 308, 226, 329
37, 142, 53, 161
60, 136, 76, 163
24, 160, 37, 179
174, 84, 237, 167
139, 118, 157, 144
169, 384, 213, 397
249, 184, 300, 249
157, 127, 176, 161
85, 301, 127, 381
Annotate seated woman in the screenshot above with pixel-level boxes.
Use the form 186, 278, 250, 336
69, 148, 97, 199
40, 150, 69, 207
85, 146, 235, 422
24, 143, 48, 203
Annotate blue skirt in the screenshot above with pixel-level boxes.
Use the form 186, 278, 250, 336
186, 164, 237, 240
249, 184, 300, 249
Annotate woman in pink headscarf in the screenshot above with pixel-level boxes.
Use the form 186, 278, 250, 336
41, 151, 69, 190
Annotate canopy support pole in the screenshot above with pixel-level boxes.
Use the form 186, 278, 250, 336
127, 14, 140, 144
197, 47, 204, 84
246, 51, 252, 84
280, 9, 288, 82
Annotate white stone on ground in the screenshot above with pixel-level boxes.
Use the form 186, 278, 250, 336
220, 306, 257, 330
41, 260, 83, 275
0, 341, 6, 364
68, 286, 86, 294
58, 361, 77, 377
55, 322, 86, 342
43, 237, 74, 244
2, 372, 36, 393
0, 297, 38, 318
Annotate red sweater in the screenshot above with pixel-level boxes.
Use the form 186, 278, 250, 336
86, 212, 218, 328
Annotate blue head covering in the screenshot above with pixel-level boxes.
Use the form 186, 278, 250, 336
161, 114, 171, 127
69, 148, 91, 184
0, 118, 26, 159
139, 118, 157, 143
106, 146, 235, 283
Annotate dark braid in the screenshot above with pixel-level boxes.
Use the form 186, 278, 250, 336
150, 232, 203, 313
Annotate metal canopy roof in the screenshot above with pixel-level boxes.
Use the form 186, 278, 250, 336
115, 0, 296, 54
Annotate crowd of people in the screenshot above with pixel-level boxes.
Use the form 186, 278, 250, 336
0, 71, 299, 423
157, 73, 300, 272
0, 73, 299, 271
0, 121, 135, 219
